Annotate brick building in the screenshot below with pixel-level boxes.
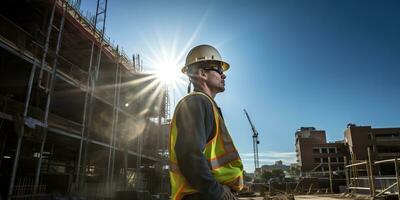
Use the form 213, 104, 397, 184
295, 125, 400, 176
344, 124, 400, 174
295, 127, 347, 175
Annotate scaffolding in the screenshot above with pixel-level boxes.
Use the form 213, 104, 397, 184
345, 148, 400, 199
296, 157, 347, 194
0, 0, 170, 199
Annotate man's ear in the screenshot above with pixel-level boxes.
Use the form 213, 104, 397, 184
190, 69, 207, 85
199, 68, 207, 78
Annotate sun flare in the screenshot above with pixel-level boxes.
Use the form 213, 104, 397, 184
138, 23, 206, 107
144, 39, 187, 94
154, 59, 180, 85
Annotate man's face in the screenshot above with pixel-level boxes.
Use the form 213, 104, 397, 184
203, 66, 226, 94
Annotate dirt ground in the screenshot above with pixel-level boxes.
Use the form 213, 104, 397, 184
295, 195, 346, 200
238, 195, 341, 200
295, 194, 370, 200
238, 194, 370, 200
238, 197, 264, 200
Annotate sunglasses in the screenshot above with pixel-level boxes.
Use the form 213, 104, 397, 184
203, 67, 224, 75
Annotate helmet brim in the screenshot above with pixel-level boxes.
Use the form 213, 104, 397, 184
181, 60, 230, 74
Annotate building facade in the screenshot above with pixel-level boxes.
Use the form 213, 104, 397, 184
295, 127, 347, 176
344, 124, 400, 174
296, 124, 400, 176
259, 160, 290, 173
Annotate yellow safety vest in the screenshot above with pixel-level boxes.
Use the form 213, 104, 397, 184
169, 92, 244, 200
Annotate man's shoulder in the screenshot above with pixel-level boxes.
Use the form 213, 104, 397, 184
181, 93, 211, 104
178, 93, 213, 109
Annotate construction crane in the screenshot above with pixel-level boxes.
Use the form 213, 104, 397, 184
243, 109, 260, 171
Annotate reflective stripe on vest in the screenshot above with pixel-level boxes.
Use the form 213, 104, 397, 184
169, 92, 244, 200
170, 150, 240, 173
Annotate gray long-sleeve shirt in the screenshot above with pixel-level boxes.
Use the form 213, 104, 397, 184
174, 92, 225, 200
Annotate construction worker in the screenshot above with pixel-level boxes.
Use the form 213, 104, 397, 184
169, 44, 244, 200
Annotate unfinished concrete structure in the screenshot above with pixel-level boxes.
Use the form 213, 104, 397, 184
0, 0, 169, 199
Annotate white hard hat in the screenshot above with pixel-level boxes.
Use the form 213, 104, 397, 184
182, 44, 230, 73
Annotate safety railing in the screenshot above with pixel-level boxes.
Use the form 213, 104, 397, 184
345, 148, 400, 199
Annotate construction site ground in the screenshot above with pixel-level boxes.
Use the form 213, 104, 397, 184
238, 194, 370, 200
294, 194, 366, 199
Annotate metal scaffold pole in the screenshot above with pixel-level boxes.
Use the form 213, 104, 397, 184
159, 85, 169, 193
75, 42, 95, 193
7, 1, 65, 199
33, 1, 66, 195
75, 0, 108, 194
38, 0, 57, 91
394, 158, 400, 200
107, 55, 121, 195
135, 125, 143, 190
112, 63, 122, 188
7, 116, 24, 200
7, 50, 38, 200
77, 43, 96, 194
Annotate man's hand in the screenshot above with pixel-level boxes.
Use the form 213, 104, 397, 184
220, 185, 238, 200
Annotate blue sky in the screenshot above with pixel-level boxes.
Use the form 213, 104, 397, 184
81, 0, 400, 172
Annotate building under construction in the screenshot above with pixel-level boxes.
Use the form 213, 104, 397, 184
0, 0, 170, 199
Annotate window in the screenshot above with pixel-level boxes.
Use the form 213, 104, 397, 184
328, 148, 336, 153
322, 158, 328, 163
330, 157, 337, 163
313, 148, 320, 154
314, 158, 321, 163
321, 148, 327, 153
377, 145, 400, 153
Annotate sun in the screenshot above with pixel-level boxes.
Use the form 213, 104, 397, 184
155, 59, 180, 85
138, 24, 205, 107
144, 40, 187, 90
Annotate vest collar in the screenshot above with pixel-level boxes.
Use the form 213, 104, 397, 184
192, 90, 224, 119
193, 90, 218, 105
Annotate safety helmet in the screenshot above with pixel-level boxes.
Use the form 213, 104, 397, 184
182, 44, 230, 73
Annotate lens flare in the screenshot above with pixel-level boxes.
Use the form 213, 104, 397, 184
154, 59, 180, 85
